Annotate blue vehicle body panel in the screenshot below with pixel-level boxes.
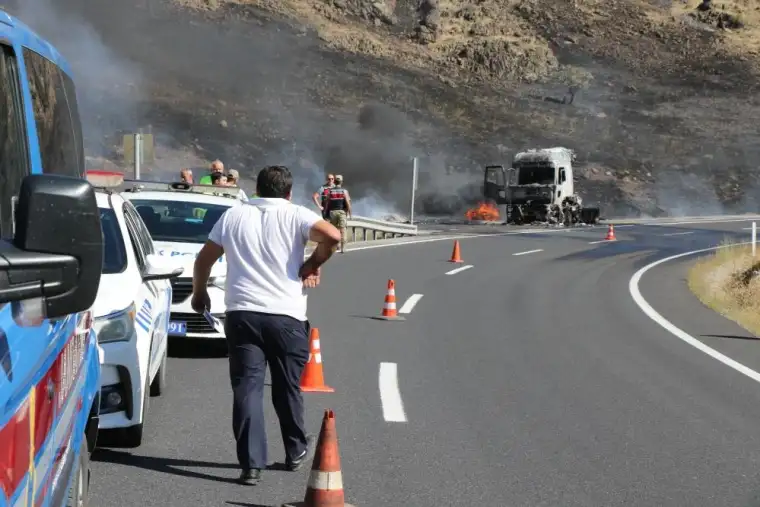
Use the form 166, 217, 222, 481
0, 10, 100, 507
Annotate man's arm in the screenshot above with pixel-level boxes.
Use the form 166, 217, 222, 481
312, 189, 323, 209
300, 220, 341, 278
193, 240, 224, 293
344, 190, 352, 217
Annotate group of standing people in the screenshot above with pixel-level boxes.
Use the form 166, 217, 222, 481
180, 160, 241, 188
312, 173, 352, 253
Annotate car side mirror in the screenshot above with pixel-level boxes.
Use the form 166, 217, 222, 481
0, 174, 104, 319
143, 253, 184, 282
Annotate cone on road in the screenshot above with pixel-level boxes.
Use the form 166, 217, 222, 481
300, 328, 335, 393
371, 279, 406, 321
282, 409, 356, 507
449, 240, 464, 263
605, 224, 616, 241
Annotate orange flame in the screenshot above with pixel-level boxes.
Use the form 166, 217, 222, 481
465, 201, 500, 221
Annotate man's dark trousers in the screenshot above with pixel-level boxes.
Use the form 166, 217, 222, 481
224, 310, 311, 470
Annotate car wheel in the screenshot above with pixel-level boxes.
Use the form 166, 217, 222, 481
150, 347, 167, 397
120, 373, 149, 448
67, 438, 90, 507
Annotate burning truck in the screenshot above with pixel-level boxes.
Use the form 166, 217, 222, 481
472, 147, 600, 225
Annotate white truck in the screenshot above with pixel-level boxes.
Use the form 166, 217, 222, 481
483, 147, 600, 225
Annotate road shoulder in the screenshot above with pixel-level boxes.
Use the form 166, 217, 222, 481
636, 252, 760, 377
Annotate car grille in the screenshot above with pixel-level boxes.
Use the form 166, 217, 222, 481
170, 278, 193, 304
171, 312, 225, 334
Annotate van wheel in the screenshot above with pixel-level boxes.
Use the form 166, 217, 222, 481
150, 348, 167, 397
67, 438, 90, 507
121, 374, 149, 448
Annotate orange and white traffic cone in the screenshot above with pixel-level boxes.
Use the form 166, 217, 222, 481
372, 279, 406, 321
605, 224, 616, 241
449, 240, 463, 263
300, 328, 335, 393
283, 409, 356, 507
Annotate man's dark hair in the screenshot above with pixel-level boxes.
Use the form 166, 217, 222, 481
210, 172, 223, 185
256, 165, 293, 198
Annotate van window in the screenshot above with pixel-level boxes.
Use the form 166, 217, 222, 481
0, 44, 30, 238
23, 48, 81, 178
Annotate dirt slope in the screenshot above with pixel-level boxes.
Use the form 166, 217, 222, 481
4, 0, 760, 217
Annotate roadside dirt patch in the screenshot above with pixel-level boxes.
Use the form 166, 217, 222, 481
688, 243, 760, 337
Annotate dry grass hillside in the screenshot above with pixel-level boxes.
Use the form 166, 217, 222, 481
5, 0, 760, 217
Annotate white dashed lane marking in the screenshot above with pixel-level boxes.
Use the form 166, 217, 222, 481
445, 265, 473, 276
512, 249, 543, 256
398, 294, 424, 314
379, 362, 407, 423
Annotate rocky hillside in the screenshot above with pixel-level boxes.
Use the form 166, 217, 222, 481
5, 0, 760, 217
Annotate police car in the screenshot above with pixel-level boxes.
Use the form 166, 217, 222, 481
118, 180, 246, 339
92, 190, 183, 447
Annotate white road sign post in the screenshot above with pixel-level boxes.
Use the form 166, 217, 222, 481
410, 157, 419, 225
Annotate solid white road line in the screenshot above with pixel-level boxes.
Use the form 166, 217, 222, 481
661, 231, 694, 237
629, 241, 760, 385
513, 249, 543, 256
399, 294, 424, 314
588, 239, 613, 244
445, 265, 473, 276
379, 362, 407, 422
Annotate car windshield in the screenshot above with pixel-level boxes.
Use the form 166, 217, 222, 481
101, 208, 128, 274
127, 199, 232, 243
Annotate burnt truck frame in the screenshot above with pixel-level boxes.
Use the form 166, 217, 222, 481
483, 147, 600, 226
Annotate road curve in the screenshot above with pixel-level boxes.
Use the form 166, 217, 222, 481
90, 218, 760, 507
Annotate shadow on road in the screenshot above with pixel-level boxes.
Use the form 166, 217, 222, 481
168, 337, 229, 359
92, 449, 240, 484
702, 334, 760, 341
226, 502, 273, 507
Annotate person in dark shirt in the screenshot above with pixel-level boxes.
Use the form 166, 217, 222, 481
324, 174, 352, 253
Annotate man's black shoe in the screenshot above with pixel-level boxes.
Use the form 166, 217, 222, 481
286, 434, 316, 471
236, 469, 261, 485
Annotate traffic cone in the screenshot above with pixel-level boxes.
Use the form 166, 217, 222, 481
449, 240, 464, 263
282, 409, 356, 507
605, 224, 616, 241
371, 279, 406, 321
300, 328, 335, 393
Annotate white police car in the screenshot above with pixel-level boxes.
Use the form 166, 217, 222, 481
119, 181, 246, 339
93, 190, 183, 447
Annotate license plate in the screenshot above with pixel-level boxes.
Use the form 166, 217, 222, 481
168, 321, 187, 335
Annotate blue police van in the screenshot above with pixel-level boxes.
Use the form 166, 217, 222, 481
0, 9, 104, 507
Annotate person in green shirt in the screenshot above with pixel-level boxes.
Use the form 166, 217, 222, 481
199, 159, 225, 185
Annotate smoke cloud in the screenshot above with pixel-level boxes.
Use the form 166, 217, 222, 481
3, 0, 145, 161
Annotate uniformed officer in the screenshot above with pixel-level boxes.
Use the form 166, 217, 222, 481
324, 174, 352, 253
312, 174, 335, 219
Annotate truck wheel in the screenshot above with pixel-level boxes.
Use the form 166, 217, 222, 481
67, 438, 90, 507
150, 347, 167, 397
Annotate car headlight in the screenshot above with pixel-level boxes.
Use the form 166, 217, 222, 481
94, 303, 136, 343
209, 276, 226, 290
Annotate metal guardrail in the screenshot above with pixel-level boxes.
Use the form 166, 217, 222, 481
345, 215, 418, 242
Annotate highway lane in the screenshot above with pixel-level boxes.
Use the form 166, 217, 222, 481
89, 218, 760, 506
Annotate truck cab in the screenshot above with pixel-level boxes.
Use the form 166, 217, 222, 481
484, 147, 599, 225
0, 10, 104, 507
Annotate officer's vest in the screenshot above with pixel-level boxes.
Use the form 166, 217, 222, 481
327, 187, 347, 211
319, 185, 331, 206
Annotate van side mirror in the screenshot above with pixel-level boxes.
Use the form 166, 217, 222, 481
143, 253, 184, 282
0, 174, 104, 319
559, 168, 566, 183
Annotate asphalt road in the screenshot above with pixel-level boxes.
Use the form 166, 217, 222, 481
90, 217, 760, 507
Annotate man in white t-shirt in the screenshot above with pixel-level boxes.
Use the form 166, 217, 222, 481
190, 165, 341, 486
